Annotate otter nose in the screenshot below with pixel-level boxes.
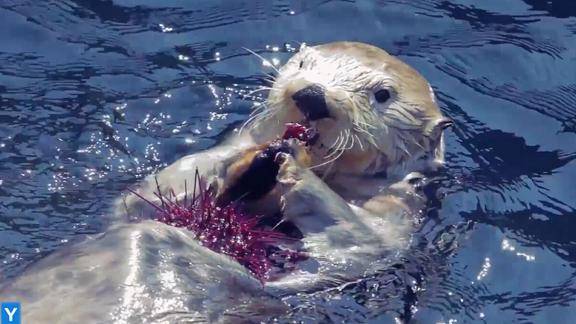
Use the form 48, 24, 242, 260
291, 84, 330, 121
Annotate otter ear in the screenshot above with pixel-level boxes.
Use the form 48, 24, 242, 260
430, 117, 453, 136
437, 118, 453, 130
425, 117, 453, 139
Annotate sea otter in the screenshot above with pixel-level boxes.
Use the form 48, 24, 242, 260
0, 42, 450, 323
120, 42, 451, 214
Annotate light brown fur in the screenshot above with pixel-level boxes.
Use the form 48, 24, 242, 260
248, 42, 450, 181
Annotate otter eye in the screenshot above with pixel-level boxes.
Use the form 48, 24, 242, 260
299, 60, 304, 69
374, 89, 391, 103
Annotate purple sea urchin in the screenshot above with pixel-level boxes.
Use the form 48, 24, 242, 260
130, 171, 305, 282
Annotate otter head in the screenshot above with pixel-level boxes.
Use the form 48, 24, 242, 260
249, 42, 452, 177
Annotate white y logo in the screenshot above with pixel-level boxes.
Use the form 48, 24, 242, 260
4, 307, 17, 322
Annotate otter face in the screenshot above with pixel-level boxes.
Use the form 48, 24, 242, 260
249, 42, 451, 177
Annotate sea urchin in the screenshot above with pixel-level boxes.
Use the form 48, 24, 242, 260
130, 170, 305, 282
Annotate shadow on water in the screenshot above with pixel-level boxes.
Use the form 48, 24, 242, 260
522, 0, 576, 18
0, 0, 575, 322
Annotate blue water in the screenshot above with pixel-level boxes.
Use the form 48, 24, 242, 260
1, 0, 575, 322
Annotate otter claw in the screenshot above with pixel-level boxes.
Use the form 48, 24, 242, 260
274, 152, 290, 165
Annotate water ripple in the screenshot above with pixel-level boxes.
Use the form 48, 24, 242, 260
1, 0, 575, 322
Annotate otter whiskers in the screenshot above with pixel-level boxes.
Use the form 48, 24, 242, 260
242, 86, 272, 99
240, 102, 278, 135
309, 129, 355, 171
242, 47, 281, 74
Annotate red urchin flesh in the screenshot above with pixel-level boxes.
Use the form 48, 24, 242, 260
283, 122, 318, 145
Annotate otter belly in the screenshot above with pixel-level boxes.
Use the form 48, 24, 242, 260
0, 221, 284, 323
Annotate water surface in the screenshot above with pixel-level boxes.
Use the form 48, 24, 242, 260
1, 0, 575, 322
